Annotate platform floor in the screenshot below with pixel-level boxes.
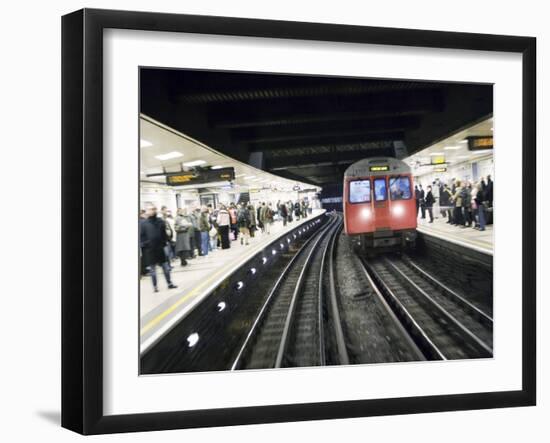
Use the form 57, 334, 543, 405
140, 209, 326, 351
416, 211, 493, 255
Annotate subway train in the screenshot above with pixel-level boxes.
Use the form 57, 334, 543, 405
343, 157, 417, 252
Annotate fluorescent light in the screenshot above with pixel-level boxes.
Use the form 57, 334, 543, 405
444, 146, 461, 150
183, 160, 206, 167
459, 139, 468, 143
154, 151, 183, 161
244, 175, 256, 180
140, 139, 153, 148
211, 165, 224, 170
429, 152, 444, 155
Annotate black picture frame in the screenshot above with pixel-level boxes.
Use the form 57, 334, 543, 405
61, 8, 536, 435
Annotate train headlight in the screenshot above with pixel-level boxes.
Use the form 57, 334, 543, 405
392, 205, 404, 217
361, 208, 371, 220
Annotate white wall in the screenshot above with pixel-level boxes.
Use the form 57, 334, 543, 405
1, 1, 547, 442
414, 155, 495, 188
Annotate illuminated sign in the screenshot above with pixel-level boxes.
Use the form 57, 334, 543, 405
430, 155, 446, 165
165, 167, 235, 186
467, 136, 493, 151
369, 165, 389, 172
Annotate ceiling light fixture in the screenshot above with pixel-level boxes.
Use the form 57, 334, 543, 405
183, 160, 206, 167
140, 139, 153, 148
211, 165, 224, 170
154, 151, 183, 161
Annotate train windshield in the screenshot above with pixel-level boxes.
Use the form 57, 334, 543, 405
389, 176, 412, 200
349, 180, 371, 203
374, 178, 387, 201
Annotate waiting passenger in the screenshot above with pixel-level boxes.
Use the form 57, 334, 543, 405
440, 184, 453, 223
174, 208, 192, 266
451, 180, 464, 225
199, 206, 211, 256
248, 204, 257, 237
217, 205, 231, 249
140, 205, 177, 292
424, 185, 435, 223
237, 204, 251, 245
473, 182, 486, 231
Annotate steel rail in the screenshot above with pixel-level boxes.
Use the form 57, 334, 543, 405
359, 257, 446, 360
230, 215, 336, 370
403, 256, 493, 326
326, 222, 350, 365
274, 217, 341, 368
385, 258, 493, 356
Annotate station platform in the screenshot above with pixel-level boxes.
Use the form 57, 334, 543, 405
416, 213, 493, 256
140, 209, 326, 352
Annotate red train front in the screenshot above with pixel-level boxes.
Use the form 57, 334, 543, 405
343, 157, 417, 252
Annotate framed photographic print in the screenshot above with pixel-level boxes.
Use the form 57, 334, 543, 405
61, 8, 536, 435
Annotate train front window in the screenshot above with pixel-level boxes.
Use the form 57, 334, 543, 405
374, 178, 387, 201
389, 176, 412, 200
349, 180, 371, 203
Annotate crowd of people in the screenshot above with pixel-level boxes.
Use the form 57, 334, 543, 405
139, 199, 311, 292
414, 175, 493, 231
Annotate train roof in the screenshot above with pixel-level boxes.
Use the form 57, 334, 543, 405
344, 157, 411, 178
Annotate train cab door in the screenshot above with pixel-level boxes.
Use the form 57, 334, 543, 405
373, 177, 391, 229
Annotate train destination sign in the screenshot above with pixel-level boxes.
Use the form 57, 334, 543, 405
467, 136, 493, 151
165, 167, 235, 186
369, 165, 389, 172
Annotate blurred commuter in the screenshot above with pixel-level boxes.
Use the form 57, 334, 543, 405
199, 206, 210, 256
217, 205, 231, 249
279, 200, 288, 226
191, 208, 202, 256
301, 199, 308, 218
432, 180, 440, 218
451, 180, 464, 225
294, 201, 301, 220
286, 201, 293, 223
237, 204, 251, 245
461, 183, 473, 228
228, 203, 238, 241
419, 185, 426, 219
440, 184, 453, 223
140, 205, 177, 292
259, 202, 273, 234
174, 208, 192, 266
425, 186, 435, 222
474, 182, 486, 231
139, 209, 148, 276
414, 185, 420, 217
248, 204, 257, 238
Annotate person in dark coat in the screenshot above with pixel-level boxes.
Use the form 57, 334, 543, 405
140, 205, 177, 292
191, 208, 202, 256
279, 201, 288, 226
139, 209, 148, 276
174, 208, 192, 266
418, 185, 426, 219
424, 185, 435, 223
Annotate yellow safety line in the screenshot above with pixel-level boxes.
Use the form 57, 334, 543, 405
140, 257, 240, 336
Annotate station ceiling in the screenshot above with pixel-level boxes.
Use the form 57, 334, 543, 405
140, 69, 493, 187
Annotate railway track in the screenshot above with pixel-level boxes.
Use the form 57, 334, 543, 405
358, 254, 493, 360
232, 213, 344, 370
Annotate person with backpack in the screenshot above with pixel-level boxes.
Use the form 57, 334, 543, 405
237, 203, 251, 245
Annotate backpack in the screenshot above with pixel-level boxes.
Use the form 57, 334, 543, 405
460, 188, 470, 206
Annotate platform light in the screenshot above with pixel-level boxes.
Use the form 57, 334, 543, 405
250, 267, 257, 275
186, 333, 199, 348
293, 234, 297, 239
262, 257, 268, 264
155, 151, 183, 161
183, 160, 206, 167
280, 243, 284, 249
236, 281, 244, 290
217, 302, 227, 312
211, 165, 224, 170
287, 238, 291, 243
140, 139, 153, 148
272, 249, 277, 255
